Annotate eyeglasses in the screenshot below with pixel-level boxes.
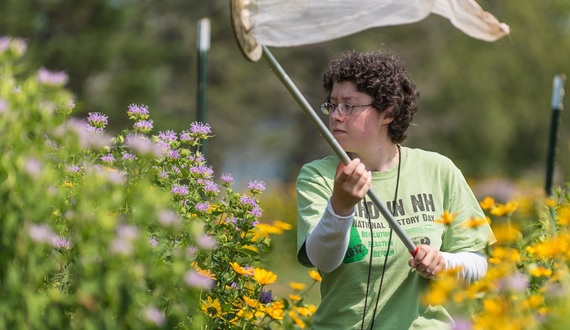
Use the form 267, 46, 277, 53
319, 102, 373, 116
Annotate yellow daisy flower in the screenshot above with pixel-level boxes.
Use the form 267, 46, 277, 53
288, 310, 306, 329
230, 262, 254, 276
289, 294, 302, 301
253, 268, 277, 285
272, 220, 293, 231
289, 281, 307, 291
529, 265, 553, 278
556, 204, 570, 226
201, 296, 222, 317
479, 196, 495, 210
243, 296, 258, 308
435, 210, 457, 225
490, 201, 518, 217
308, 269, 322, 282
264, 302, 284, 320
462, 216, 490, 229
192, 262, 216, 281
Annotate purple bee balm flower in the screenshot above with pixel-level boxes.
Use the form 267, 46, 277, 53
28, 224, 56, 243
249, 207, 263, 218
197, 234, 217, 249
133, 119, 153, 134
227, 216, 238, 225
127, 103, 149, 120
1, 37, 27, 56
157, 130, 178, 144
158, 210, 181, 227
28, 224, 71, 249
184, 271, 214, 289
180, 131, 195, 143
143, 307, 166, 327
122, 152, 136, 161
0, 98, 7, 113
260, 289, 273, 304
171, 184, 189, 197
52, 236, 72, 249
189, 154, 206, 163
86, 125, 104, 134
87, 112, 108, 129
100, 153, 115, 164
220, 173, 234, 185
148, 237, 158, 248
38, 67, 68, 86
497, 272, 529, 292
0, 37, 9, 52
190, 165, 214, 178
190, 122, 212, 135
166, 149, 180, 159
117, 224, 139, 240
239, 196, 257, 208
247, 180, 266, 194
109, 238, 133, 256
125, 134, 161, 157
196, 202, 210, 212
203, 180, 220, 195
67, 164, 81, 173
110, 171, 127, 185
25, 157, 42, 177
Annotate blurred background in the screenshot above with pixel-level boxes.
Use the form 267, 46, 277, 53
2, 0, 569, 302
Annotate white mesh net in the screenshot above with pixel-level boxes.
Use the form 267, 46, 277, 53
244, 0, 509, 47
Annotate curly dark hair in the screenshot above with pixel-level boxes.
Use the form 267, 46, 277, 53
322, 50, 420, 144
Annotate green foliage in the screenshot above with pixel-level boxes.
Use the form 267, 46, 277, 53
0, 36, 204, 329
0, 36, 321, 329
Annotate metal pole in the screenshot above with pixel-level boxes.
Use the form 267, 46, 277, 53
261, 45, 417, 255
545, 74, 565, 196
197, 18, 210, 155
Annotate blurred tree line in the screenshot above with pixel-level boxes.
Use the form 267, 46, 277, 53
1, 0, 568, 191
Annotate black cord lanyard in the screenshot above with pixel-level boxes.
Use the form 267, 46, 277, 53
361, 145, 402, 330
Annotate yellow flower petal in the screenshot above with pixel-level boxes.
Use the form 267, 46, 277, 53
253, 268, 277, 285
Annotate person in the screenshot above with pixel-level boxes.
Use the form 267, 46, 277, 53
295, 49, 496, 329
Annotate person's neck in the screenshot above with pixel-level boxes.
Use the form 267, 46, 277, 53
348, 144, 400, 172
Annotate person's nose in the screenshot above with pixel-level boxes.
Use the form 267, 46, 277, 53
329, 106, 345, 121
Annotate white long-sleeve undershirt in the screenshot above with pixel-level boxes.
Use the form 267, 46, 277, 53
305, 199, 488, 281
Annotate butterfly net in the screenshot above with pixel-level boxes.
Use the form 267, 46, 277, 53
238, 0, 509, 48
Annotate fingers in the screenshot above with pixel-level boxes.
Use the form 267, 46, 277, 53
408, 245, 446, 279
331, 159, 371, 216
335, 159, 371, 192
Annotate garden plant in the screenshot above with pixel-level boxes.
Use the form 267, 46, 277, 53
0, 36, 319, 329
1, 35, 570, 330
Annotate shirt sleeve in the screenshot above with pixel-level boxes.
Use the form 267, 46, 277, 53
306, 199, 354, 273
441, 251, 488, 283
296, 159, 337, 267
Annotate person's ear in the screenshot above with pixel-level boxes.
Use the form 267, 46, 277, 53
380, 107, 395, 124
382, 116, 394, 125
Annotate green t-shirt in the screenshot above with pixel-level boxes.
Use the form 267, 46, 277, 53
296, 147, 495, 330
